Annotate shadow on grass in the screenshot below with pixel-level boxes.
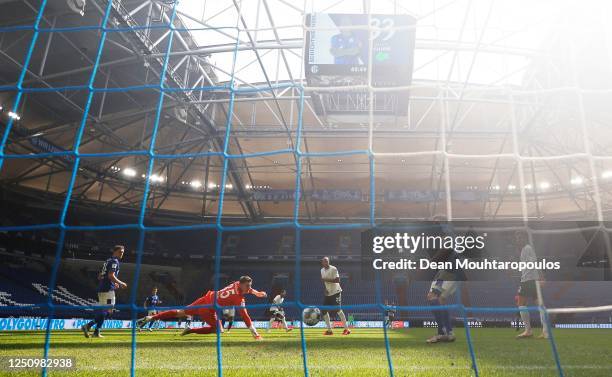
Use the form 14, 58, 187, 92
2, 328, 609, 375
0, 330, 464, 352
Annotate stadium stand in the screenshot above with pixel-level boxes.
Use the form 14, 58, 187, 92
0, 291, 33, 307
0, 198, 610, 328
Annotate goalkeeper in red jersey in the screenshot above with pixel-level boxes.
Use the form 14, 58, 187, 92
137, 276, 267, 339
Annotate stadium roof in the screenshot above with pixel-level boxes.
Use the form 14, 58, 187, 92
2, 0, 612, 223
178, 0, 555, 86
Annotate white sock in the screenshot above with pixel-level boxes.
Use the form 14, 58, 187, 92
338, 310, 348, 330
323, 313, 332, 330
281, 318, 289, 330
519, 306, 531, 332
539, 310, 548, 336
268, 318, 274, 331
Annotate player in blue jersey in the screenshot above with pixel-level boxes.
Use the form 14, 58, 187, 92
139, 287, 162, 332
384, 300, 397, 329
330, 16, 362, 65
426, 219, 466, 344
81, 245, 127, 338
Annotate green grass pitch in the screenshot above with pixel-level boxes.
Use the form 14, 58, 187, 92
1, 328, 611, 376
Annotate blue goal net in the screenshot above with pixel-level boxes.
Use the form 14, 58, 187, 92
3, 1, 612, 377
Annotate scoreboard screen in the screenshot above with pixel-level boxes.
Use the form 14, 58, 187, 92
305, 13, 416, 86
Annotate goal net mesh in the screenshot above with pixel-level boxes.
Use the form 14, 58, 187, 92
1, 1, 612, 377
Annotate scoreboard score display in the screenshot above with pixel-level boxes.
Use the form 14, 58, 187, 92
305, 13, 416, 118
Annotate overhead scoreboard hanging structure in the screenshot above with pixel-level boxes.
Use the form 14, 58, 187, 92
305, 13, 416, 123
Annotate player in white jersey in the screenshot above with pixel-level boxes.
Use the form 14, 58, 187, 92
266, 290, 292, 332
514, 231, 548, 339
222, 307, 235, 333
320, 257, 350, 335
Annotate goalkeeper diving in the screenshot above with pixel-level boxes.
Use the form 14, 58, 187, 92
137, 276, 267, 339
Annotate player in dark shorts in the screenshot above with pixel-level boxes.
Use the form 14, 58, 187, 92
139, 287, 162, 332
222, 308, 235, 333
266, 290, 292, 332
514, 231, 548, 339
425, 219, 467, 344
384, 300, 397, 328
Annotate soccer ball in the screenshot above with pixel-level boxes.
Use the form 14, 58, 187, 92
302, 307, 321, 326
